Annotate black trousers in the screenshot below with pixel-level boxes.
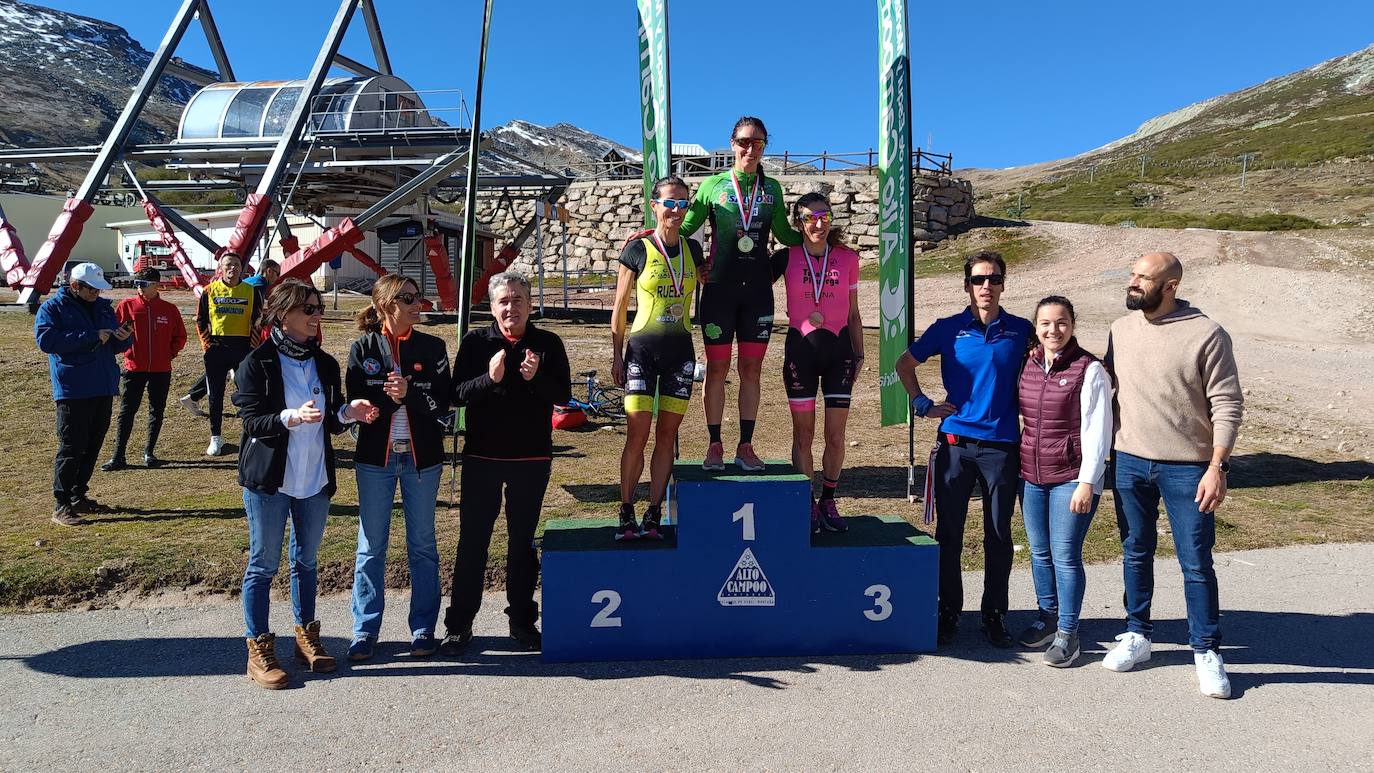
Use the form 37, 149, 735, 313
444, 457, 551, 632
204, 341, 249, 436
111, 371, 171, 460
932, 436, 1020, 617
53, 396, 113, 506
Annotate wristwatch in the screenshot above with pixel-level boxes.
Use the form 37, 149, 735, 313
1211, 460, 1231, 474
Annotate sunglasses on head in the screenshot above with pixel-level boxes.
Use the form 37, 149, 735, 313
799, 211, 832, 225
733, 137, 767, 150
653, 198, 690, 210
968, 274, 1005, 287
300, 303, 325, 316
395, 291, 425, 305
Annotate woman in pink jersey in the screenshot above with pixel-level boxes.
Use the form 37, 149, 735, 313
770, 192, 864, 533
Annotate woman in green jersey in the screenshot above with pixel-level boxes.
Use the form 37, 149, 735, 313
679, 116, 801, 472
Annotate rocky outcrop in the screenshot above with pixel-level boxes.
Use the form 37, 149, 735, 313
478, 172, 975, 275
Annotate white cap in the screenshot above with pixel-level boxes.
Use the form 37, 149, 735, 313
69, 262, 111, 290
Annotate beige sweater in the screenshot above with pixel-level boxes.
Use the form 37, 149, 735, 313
1105, 301, 1243, 462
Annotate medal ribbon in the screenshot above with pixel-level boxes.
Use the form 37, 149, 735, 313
649, 232, 685, 297
729, 169, 762, 235
802, 244, 829, 306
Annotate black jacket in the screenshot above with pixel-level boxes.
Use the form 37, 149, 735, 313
453, 322, 571, 460
346, 328, 453, 468
233, 337, 348, 496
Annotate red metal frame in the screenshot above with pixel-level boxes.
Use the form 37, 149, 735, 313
0, 212, 27, 290
423, 232, 458, 311
141, 198, 209, 296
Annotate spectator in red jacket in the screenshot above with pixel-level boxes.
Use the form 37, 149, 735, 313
102, 268, 188, 470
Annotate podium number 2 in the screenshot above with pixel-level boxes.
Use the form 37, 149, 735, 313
864, 584, 892, 621
733, 503, 755, 541
590, 590, 622, 628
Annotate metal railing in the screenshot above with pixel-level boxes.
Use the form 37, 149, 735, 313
563, 148, 954, 180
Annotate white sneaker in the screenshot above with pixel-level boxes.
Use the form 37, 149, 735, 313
1102, 632, 1152, 672
179, 394, 205, 417
1195, 650, 1232, 699
205, 436, 224, 456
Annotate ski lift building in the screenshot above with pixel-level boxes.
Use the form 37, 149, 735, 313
176, 75, 432, 141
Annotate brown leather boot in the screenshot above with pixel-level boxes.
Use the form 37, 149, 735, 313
294, 620, 337, 673
245, 633, 288, 690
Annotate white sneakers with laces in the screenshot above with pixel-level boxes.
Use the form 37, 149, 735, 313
1102, 631, 1151, 672
1194, 650, 1232, 699
206, 435, 225, 457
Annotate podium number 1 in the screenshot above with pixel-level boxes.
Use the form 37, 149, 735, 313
864, 584, 893, 621
590, 590, 622, 628
732, 502, 755, 541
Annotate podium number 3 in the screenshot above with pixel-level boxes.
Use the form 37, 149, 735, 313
733, 503, 755, 541
590, 590, 622, 628
864, 584, 893, 621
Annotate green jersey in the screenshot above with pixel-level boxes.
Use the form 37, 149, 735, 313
680, 168, 801, 285
618, 236, 704, 338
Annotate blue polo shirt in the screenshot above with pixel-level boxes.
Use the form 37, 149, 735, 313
908, 307, 1032, 443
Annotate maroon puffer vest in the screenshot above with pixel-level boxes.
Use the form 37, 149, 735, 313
1019, 339, 1097, 485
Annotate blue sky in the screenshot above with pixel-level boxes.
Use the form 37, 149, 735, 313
30, 0, 1374, 169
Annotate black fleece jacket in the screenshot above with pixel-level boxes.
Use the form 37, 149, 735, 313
452, 322, 571, 460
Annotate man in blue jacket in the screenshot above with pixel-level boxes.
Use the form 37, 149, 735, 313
35, 263, 133, 526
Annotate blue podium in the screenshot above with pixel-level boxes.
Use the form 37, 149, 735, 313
541, 461, 938, 662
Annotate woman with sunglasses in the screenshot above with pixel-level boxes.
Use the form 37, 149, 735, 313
344, 276, 453, 661
234, 279, 379, 689
611, 175, 706, 541
680, 116, 801, 472
771, 192, 863, 533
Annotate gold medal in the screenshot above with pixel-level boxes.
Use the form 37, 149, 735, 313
737, 234, 755, 252
808, 310, 826, 328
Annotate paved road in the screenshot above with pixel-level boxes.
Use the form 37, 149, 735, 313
3, 543, 1372, 771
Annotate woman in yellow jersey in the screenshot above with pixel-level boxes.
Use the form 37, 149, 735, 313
611, 176, 705, 541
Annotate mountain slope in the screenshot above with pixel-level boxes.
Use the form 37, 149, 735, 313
969, 44, 1374, 227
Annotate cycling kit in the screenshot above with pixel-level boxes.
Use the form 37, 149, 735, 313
680, 168, 800, 359
777, 244, 861, 411
618, 235, 704, 414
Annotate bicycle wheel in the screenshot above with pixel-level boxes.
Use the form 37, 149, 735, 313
591, 386, 626, 420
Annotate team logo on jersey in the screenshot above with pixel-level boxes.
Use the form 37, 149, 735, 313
717, 548, 775, 607
362, 358, 382, 375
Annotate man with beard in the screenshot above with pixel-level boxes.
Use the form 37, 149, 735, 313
1102, 252, 1243, 699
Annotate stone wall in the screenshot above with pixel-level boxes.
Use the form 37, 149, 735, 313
476, 172, 974, 275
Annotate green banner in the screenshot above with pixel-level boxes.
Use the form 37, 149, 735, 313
636, 0, 671, 228
876, 0, 913, 427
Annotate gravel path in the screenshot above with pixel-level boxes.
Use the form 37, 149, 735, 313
855, 221, 1374, 461
4, 542, 1371, 771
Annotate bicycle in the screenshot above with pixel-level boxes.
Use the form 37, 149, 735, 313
567, 370, 626, 422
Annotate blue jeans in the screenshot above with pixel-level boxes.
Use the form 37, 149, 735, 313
351, 454, 443, 640
241, 488, 332, 639
1113, 451, 1221, 652
1020, 480, 1098, 634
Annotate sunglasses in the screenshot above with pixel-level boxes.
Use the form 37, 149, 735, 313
799, 211, 832, 225
732, 137, 767, 150
395, 291, 425, 305
653, 198, 691, 210
75, 281, 100, 292
968, 274, 1005, 287
132, 280, 155, 289
300, 303, 325, 316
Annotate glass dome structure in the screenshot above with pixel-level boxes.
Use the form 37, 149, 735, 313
176, 76, 430, 142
